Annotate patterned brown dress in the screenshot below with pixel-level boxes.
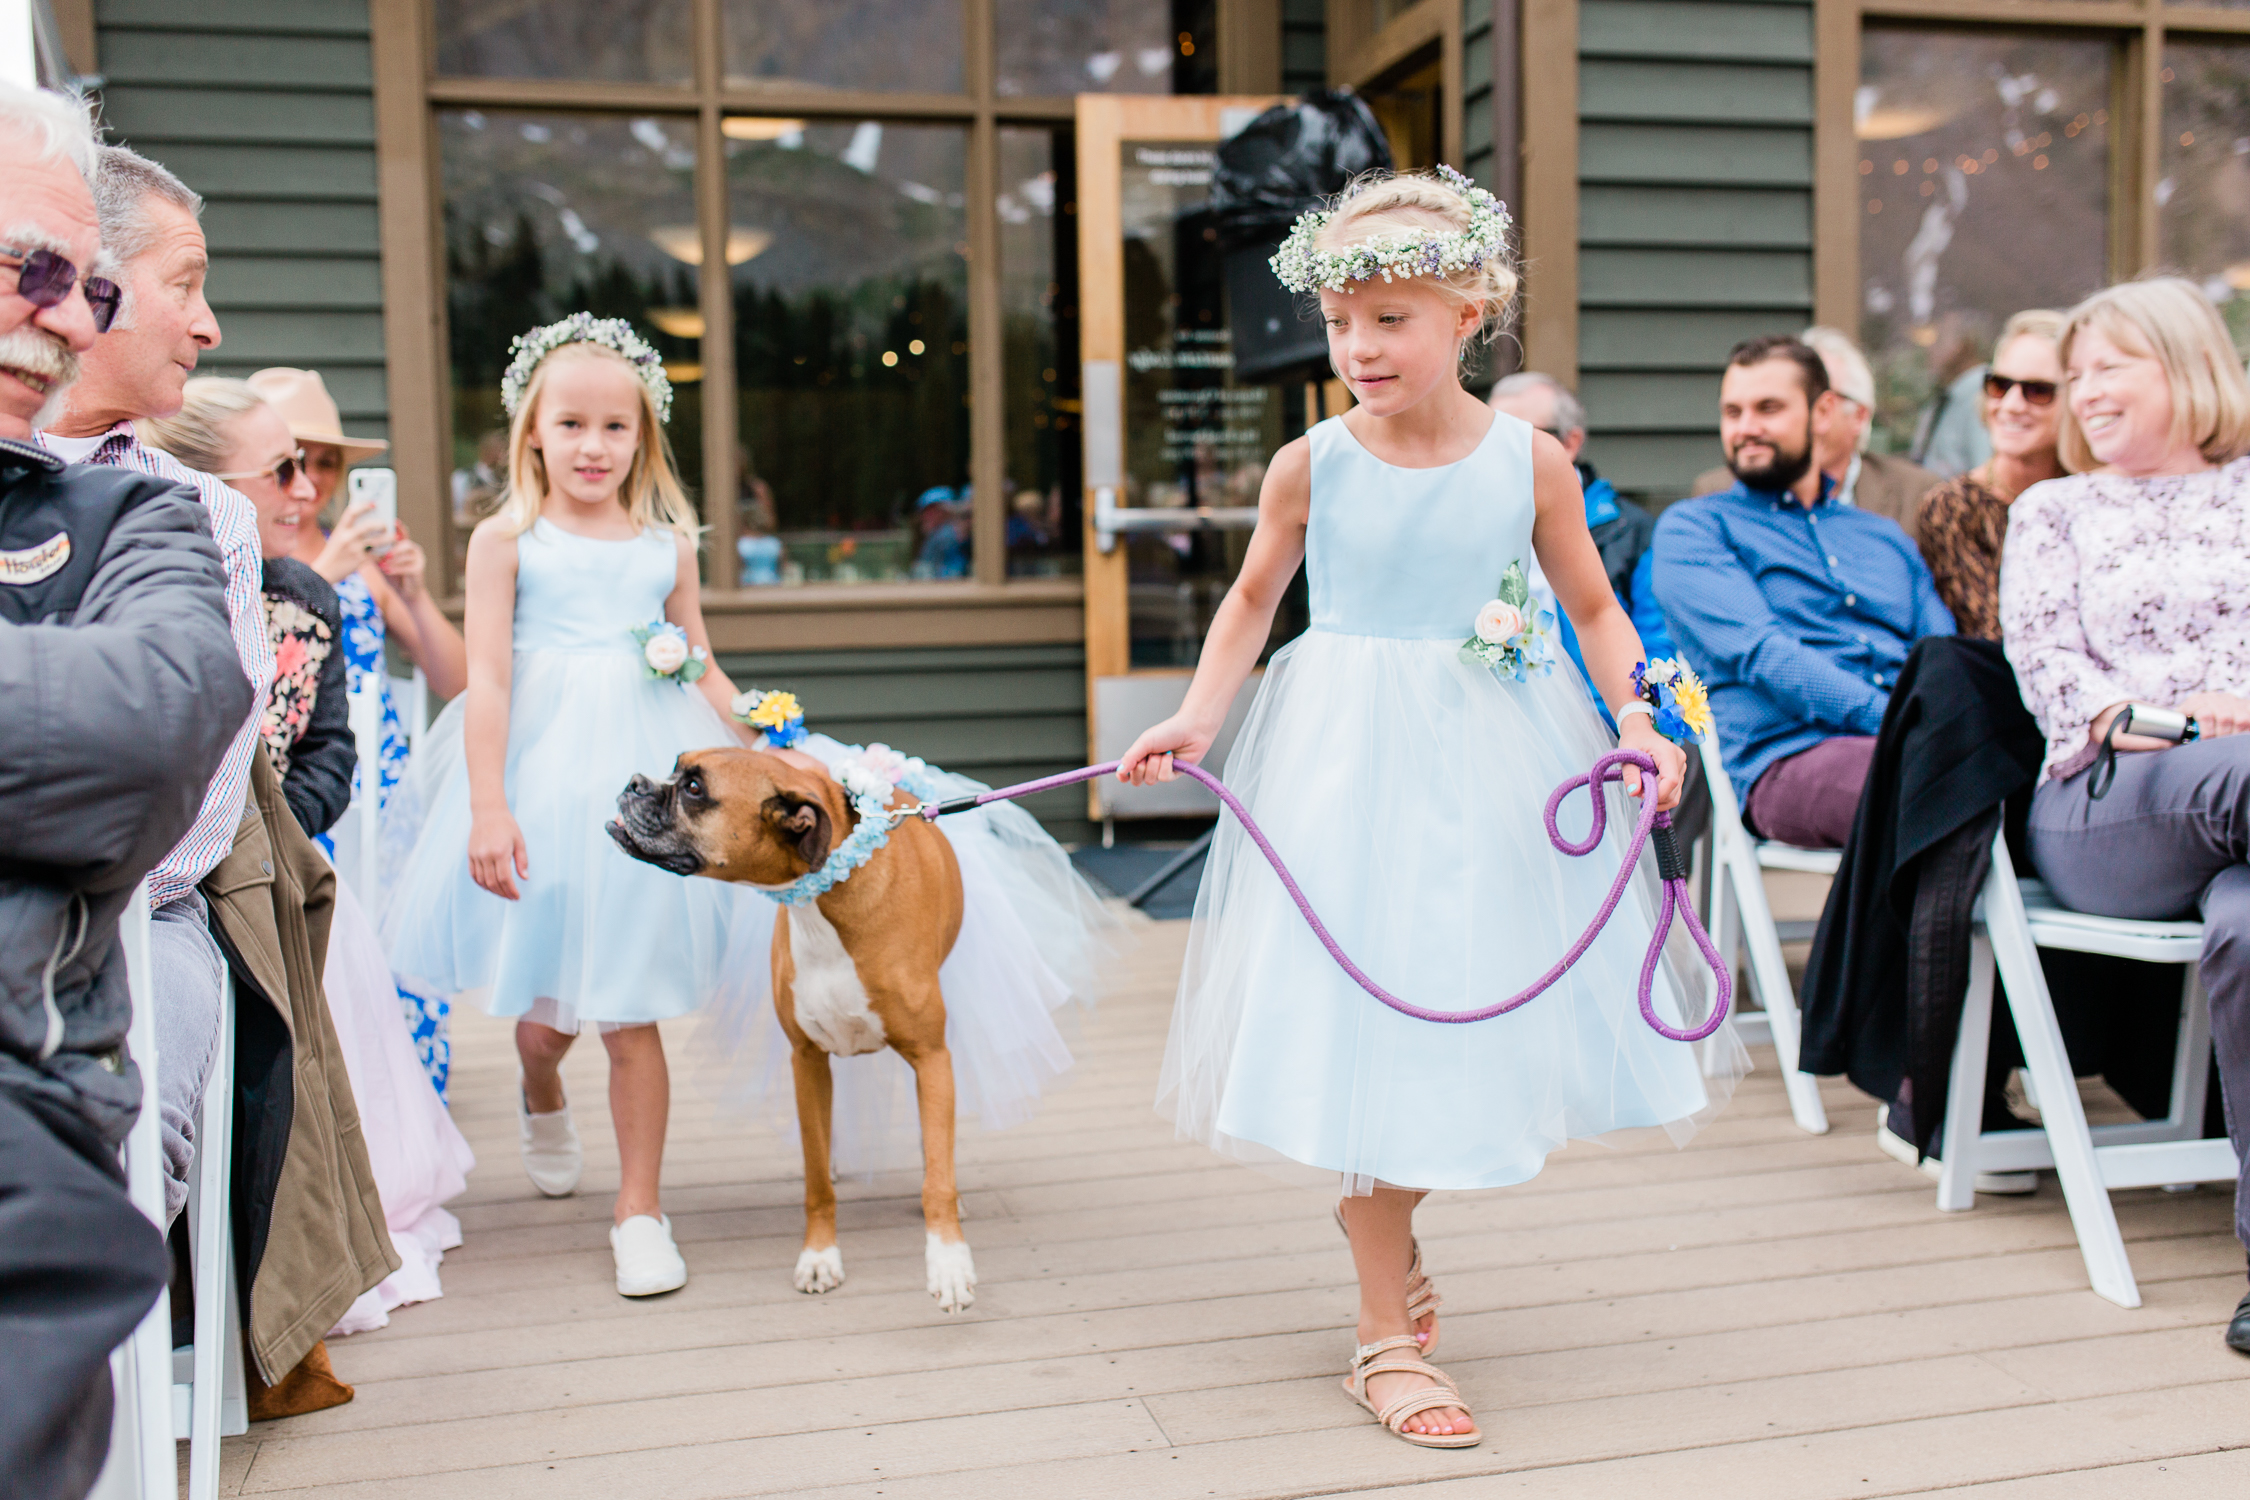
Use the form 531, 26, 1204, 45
1915, 472, 2011, 642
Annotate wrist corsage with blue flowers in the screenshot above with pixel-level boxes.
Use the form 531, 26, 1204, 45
731, 687, 806, 748
1629, 658, 1715, 744
1459, 561, 1555, 682
631, 619, 707, 683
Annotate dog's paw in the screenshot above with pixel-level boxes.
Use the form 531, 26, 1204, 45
793, 1244, 845, 1295
925, 1233, 976, 1313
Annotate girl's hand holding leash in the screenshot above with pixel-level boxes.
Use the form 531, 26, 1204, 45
1617, 718, 1685, 810
1117, 714, 1219, 787
468, 807, 529, 900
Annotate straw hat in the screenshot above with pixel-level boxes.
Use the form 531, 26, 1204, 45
245, 367, 389, 459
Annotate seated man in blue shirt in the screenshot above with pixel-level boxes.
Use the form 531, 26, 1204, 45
1487, 373, 1673, 708
1652, 335, 1954, 848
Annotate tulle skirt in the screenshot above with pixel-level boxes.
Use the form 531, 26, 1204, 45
703, 737, 1123, 1178
320, 872, 475, 1336
1161, 629, 1741, 1195
382, 650, 771, 1029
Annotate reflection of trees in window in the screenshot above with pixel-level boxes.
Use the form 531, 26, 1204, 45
436, 0, 693, 84
2161, 45, 2250, 352
735, 276, 968, 542
1857, 30, 2110, 452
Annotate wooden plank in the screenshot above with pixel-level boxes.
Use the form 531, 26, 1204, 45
206, 257, 385, 310
1577, 370, 1723, 430
1519, 0, 1579, 382
1579, 432, 1728, 496
1580, 247, 1813, 308
198, 201, 382, 255
94, 29, 372, 88
1579, 59, 1813, 126
1580, 306, 1807, 368
1580, 184, 1811, 249
1579, 0, 1816, 64
98, 0, 371, 32
96, 86, 377, 146
1580, 122, 1813, 188
147, 143, 378, 200
198, 308, 389, 362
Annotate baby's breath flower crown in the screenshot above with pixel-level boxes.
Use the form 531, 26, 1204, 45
1269, 165, 1513, 296
500, 312, 674, 425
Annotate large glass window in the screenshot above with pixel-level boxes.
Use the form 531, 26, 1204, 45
2159, 41, 2250, 349
1856, 29, 2113, 453
722, 0, 964, 96
995, 0, 1216, 98
435, 0, 693, 85
999, 127, 1081, 578
727, 121, 971, 586
441, 111, 705, 559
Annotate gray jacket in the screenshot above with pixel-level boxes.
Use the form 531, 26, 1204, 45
0, 437, 250, 1156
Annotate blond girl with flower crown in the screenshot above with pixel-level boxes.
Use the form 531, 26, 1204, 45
387, 316, 1115, 1302
1118, 169, 1738, 1447
383, 315, 776, 1296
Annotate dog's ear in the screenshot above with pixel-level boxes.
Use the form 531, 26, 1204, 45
766, 794, 833, 869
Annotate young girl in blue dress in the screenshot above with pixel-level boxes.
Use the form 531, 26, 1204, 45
1118, 169, 1738, 1447
388, 316, 1113, 1302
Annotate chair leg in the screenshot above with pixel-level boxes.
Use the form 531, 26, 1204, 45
1731, 849, 1830, 1134
1985, 837, 2142, 1308
1935, 933, 1995, 1212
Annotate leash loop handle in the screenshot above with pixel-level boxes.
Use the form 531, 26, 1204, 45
926, 750, 1732, 1042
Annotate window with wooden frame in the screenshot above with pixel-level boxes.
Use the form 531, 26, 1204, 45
375, 0, 1280, 617
1818, 1, 2250, 457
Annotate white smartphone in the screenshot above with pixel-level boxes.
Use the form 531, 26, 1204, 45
348, 467, 398, 524
347, 468, 399, 557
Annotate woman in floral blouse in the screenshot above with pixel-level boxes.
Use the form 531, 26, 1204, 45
1997, 277, 2250, 1354
1915, 309, 2067, 641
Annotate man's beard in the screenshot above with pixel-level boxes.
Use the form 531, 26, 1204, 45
1726, 423, 1815, 493
0, 325, 82, 431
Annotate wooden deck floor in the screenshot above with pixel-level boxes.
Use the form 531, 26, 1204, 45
216, 913, 2250, 1498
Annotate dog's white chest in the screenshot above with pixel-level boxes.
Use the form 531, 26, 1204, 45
784, 904, 888, 1056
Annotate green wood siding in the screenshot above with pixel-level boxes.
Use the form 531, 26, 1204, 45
715, 644, 1096, 841
1461, 0, 1498, 193
92, 0, 389, 443
1578, 0, 1815, 500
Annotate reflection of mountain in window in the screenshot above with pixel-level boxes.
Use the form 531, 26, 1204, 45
2159, 42, 2250, 351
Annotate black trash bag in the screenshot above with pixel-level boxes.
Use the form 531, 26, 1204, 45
1207, 89, 1394, 250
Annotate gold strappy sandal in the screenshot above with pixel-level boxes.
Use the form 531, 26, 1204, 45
1334, 1207, 1444, 1353
1343, 1335, 1481, 1449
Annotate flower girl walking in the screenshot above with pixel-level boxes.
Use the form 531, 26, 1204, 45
385, 315, 772, 1295
1119, 169, 1735, 1446
388, 315, 1114, 1301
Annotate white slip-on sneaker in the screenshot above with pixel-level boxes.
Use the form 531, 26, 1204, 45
611, 1214, 688, 1297
519, 1087, 582, 1197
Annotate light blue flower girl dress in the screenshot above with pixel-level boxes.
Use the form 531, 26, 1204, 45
385, 520, 1114, 1158
1161, 413, 1740, 1193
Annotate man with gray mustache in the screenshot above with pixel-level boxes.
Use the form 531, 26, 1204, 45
0, 82, 249, 1499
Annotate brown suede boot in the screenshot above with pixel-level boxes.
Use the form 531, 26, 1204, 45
246, 1339, 354, 1421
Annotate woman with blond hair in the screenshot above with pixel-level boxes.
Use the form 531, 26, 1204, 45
1998, 276, 2250, 1354
1915, 309, 2069, 640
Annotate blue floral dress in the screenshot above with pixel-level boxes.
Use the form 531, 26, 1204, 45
337, 572, 452, 1099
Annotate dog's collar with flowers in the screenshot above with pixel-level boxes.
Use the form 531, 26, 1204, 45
762, 751, 950, 906
501, 312, 673, 424
1269, 165, 1512, 295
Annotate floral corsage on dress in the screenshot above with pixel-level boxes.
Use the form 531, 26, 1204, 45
731, 688, 807, 749
1460, 561, 1555, 680
631, 618, 708, 683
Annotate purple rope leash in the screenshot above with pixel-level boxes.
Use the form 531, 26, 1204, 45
922, 749, 1732, 1043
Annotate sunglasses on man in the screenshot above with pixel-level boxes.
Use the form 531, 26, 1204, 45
1, 245, 122, 334
214, 448, 310, 488
1983, 372, 2058, 406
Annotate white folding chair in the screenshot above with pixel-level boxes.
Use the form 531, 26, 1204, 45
1697, 733, 1834, 1134
92, 884, 245, 1500
342, 672, 387, 904
1934, 829, 2234, 1308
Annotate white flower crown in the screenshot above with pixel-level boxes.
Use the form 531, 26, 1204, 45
500, 312, 674, 424
1269, 165, 1514, 296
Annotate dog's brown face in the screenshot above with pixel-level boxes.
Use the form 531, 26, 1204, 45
607, 748, 845, 886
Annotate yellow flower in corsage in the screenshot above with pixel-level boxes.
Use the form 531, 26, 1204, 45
730, 687, 806, 748
1631, 658, 1714, 743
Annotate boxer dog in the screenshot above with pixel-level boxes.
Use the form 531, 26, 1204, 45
607, 748, 978, 1312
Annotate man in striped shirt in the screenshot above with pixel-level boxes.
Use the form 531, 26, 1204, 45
44, 144, 270, 1223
